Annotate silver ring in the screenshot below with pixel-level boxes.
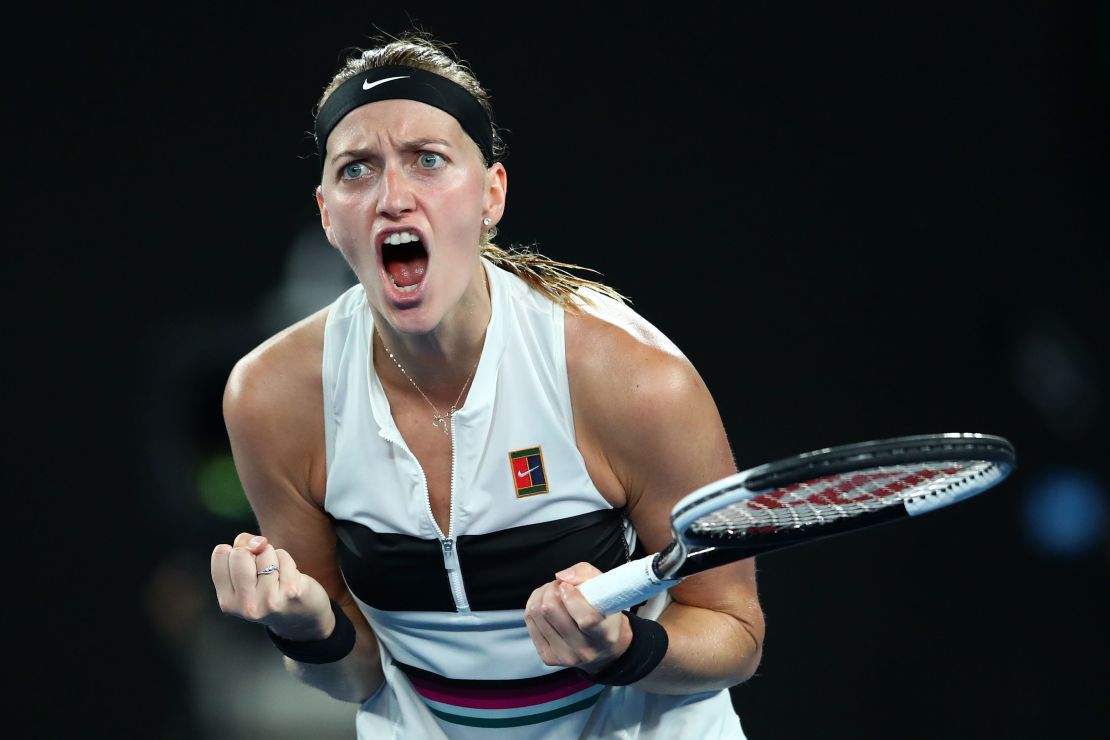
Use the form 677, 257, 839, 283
256, 563, 279, 576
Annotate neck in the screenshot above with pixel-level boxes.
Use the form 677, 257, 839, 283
372, 261, 491, 399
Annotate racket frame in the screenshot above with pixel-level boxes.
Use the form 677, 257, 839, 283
579, 433, 1015, 616
657, 433, 1015, 579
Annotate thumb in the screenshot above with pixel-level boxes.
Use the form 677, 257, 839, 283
555, 562, 601, 586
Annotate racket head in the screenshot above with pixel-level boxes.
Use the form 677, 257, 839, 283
671, 433, 1015, 552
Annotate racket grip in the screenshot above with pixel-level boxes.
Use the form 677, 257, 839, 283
577, 555, 682, 617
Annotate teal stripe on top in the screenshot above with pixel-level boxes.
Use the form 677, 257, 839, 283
428, 692, 603, 728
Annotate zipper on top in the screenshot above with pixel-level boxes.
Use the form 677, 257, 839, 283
380, 421, 472, 613
436, 419, 471, 613
384, 430, 472, 614
373, 328, 473, 614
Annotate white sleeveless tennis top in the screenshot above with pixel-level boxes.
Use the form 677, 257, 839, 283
321, 259, 745, 739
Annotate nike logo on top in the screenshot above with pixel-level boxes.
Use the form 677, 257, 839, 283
363, 75, 409, 90
509, 446, 548, 497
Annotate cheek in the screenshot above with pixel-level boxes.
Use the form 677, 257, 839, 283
322, 215, 372, 274
431, 180, 486, 241
322, 194, 370, 248
327, 222, 357, 259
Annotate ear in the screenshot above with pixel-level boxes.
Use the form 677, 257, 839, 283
315, 186, 339, 248
482, 162, 508, 227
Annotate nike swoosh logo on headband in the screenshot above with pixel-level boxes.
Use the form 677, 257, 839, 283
363, 75, 409, 90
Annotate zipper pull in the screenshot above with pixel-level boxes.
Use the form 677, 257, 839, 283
441, 538, 458, 571
439, 536, 472, 615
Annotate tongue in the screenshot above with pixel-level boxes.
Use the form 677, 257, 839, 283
386, 258, 427, 288
384, 244, 428, 288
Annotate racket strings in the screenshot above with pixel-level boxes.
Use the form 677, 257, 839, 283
690, 461, 1000, 536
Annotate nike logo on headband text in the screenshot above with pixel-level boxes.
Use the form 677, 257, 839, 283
363, 76, 409, 90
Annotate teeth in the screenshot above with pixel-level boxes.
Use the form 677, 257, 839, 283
384, 231, 421, 246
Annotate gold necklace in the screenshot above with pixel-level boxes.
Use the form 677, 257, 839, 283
378, 333, 481, 435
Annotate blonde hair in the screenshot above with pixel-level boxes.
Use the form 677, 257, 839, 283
316, 31, 628, 309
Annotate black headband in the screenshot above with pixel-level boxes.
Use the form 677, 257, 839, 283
314, 65, 495, 171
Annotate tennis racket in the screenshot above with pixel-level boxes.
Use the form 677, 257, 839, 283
578, 432, 1015, 616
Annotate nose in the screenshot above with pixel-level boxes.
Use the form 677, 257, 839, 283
378, 162, 415, 218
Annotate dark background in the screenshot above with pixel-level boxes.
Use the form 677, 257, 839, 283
14, 2, 1108, 738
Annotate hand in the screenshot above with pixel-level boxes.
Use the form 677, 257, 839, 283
524, 562, 632, 674
210, 533, 335, 641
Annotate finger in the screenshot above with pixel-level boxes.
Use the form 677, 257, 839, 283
559, 581, 607, 628
233, 532, 268, 553
525, 584, 563, 639
523, 610, 552, 654
253, 544, 280, 582
273, 548, 299, 590
211, 543, 234, 596
524, 594, 560, 665
228, 541, 261, 593
531, 585, 583, 651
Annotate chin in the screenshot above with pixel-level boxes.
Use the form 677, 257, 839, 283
373, 296, 441, 337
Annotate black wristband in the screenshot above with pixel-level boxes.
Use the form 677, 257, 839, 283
581, 612, 669, 686
266, 599, 356, 664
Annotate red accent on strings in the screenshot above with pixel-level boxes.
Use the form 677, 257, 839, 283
746, 466, 959, 510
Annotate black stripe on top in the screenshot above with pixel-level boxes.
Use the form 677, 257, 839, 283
335, 508, 632, 612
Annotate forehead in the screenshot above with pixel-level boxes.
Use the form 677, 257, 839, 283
325, 99, 471, 153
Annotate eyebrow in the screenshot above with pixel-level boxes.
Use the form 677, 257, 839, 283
329, 138, 454, 165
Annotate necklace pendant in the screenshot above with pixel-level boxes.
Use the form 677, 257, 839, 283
432, 414, 449, 434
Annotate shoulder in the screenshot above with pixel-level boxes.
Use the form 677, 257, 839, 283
566, 291, 733, 504
565, 290, 705, 416
223, 307, 330, 496
224, 306, 329, 423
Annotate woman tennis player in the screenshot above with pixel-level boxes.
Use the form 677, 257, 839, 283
210, 31, 764, 739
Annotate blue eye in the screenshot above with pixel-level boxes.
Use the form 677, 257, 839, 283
341, 162, 370, 180
418, 152, 445, 169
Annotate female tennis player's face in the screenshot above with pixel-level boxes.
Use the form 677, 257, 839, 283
316, 99, 505, 336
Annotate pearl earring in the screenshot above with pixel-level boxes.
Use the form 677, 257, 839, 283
483, 218, 492, 227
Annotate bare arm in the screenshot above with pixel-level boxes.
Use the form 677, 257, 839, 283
210, 312, 384, 702
604, 353, 763, 692
525, 301, 765, 694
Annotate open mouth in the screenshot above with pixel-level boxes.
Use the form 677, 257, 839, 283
381, 231, 428, 293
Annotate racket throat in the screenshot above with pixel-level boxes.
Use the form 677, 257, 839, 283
654, 540, 688, 581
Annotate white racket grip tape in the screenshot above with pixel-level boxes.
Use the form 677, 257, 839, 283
577, 555, 683, 617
